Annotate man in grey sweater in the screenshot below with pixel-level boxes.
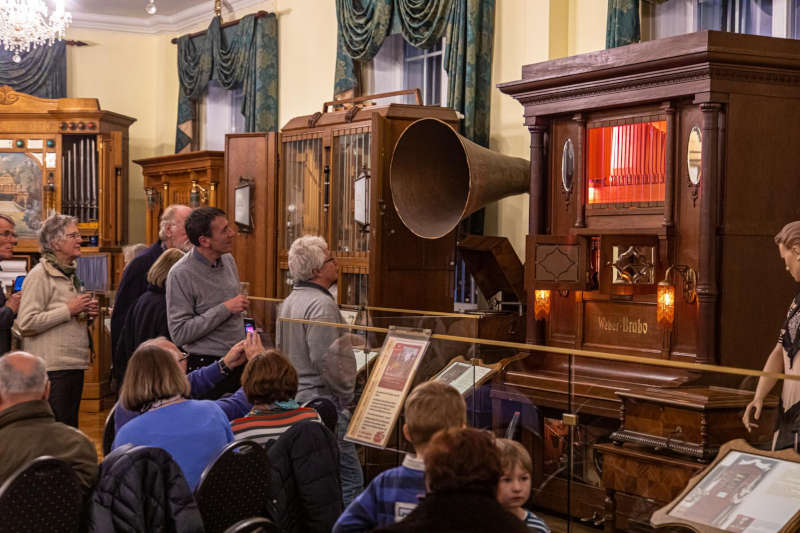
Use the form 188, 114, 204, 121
166, 207, 248, 396
276, 235, 362, 505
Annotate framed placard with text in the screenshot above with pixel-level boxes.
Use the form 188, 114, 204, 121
432, 356, 501, 397
651, 439, 800, 533
345, 326, 431, 449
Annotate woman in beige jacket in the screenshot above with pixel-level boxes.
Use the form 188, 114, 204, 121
15, 214, 98, 427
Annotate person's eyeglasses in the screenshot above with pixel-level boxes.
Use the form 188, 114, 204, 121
65, 232, 82, 240
178, 351, 190, 362
0, 230, 17, 239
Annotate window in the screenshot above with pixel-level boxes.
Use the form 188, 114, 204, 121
642, 0, 798, 40
197, 80, 246, 151
363, 34, 448, 106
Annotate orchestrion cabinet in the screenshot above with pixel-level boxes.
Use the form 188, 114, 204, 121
135, 150, 225, 244
0, 86, 135, 410
492, 30, 800, 526
275, 92, 460, 310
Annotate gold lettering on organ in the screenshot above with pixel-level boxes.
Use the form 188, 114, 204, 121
597, 315, 649, 335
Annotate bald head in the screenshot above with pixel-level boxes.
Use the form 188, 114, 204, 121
0, 352, 49, 409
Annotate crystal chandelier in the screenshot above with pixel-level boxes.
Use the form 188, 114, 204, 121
0, 0, 71, 63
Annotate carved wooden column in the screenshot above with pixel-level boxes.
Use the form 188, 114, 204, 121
573, 113, 586, 228
528, 117, 549, 345
662, 102, 676, 228
529, 118, 549, 236
697, 102, 722, 364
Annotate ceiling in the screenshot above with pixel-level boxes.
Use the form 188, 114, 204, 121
46, 0, 270, 33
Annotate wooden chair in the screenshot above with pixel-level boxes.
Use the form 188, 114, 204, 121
223, 516, 282, 533
195, 440, 271, 533
0, 456, 84, 533
301, 397, 338, 434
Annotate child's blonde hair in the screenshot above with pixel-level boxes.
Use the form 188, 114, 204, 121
404, 381, 466, 447
496, 438, 533, 475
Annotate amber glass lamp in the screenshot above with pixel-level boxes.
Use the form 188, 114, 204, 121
657, 281, 676, 329
657, 265, 696, 330
534, 289, 551, 321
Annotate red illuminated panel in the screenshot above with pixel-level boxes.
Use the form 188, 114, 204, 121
587, 121, 666, 205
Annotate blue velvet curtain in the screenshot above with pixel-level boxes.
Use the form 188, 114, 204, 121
606, 0, 641, 48
334, 0, 495, 148
175, 14, 278, 153
0, 41, 66, 99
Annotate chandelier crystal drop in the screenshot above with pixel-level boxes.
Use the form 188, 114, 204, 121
0, 0, 71, 63
145, 1, 157, 15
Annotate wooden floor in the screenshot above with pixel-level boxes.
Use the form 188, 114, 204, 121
79, 407, 599, 532
79, 406, 111, 460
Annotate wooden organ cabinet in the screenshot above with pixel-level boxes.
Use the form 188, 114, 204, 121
276, 96, 459, 309
0, 86, 135, 409
135, 151, 225, 243
493, 31, 799, 527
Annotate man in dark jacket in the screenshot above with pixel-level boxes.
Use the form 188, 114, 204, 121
0, 213, 21, 354
111, 204, 191, 384
0, 351, 98, 490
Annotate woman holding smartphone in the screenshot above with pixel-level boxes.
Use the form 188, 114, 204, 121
15, 214, 98, 427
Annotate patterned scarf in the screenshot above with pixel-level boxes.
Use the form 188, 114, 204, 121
779, 291, 800, 369
42, 251, 82, 292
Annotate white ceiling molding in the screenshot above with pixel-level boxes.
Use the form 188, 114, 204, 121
70, 0, 274, 35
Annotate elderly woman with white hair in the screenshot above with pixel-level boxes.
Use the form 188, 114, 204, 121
276, 235, 363, 505
15, 214, 98, 427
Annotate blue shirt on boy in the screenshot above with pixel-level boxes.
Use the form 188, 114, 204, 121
333, 454, 425, 532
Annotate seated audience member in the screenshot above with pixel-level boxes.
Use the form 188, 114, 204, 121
333, 381, 467, 532
496, 438, 550, 532
114, 248, 185, 384
114, 335, 260, 432
0, 352, 98, 491
374, 427, 529, 533
231, 350, 321, 446
111, 343, 233, 490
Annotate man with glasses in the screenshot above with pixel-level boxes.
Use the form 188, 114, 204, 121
276, 235, 363, 505
167, 207, 249, 397
110, 204, 192, 384
0, 214, 20, 354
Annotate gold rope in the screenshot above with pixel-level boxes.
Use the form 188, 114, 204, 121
277, 316, 800, 382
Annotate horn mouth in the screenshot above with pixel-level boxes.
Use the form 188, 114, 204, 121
390, 119, 470, 240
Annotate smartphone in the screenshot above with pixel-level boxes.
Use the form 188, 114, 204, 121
244, 317, 255, 335
12, 275, 24, 293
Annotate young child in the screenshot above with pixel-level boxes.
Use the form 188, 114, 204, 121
496, 438, 551, 532
333, 381, 467, 532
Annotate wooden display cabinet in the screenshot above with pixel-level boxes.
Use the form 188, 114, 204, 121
497, 31, 800, 523
135, 150, 225, 244
276, 98, 459, 310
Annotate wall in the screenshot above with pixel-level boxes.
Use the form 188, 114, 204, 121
486, 0, 607, 261
65, 1, 607, 250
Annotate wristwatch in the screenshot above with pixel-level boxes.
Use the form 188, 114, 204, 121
218, 358, 232, 375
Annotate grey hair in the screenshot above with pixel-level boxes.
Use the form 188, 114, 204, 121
288, 235, 328, 282
0, 352, 47, 397
122, 243, 147, 264
0, 213, 15, 227
158, 204, 190, 242
775, 221, 800, 251
38, 214, 78, 253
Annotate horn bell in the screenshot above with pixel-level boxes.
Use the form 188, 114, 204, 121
390, 118, 530, 240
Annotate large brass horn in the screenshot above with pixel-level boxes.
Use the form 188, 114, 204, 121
390, 118, 530, 240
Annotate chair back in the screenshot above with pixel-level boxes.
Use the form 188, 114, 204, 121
195, 439, 271, 533
223, 516, 282, 533
101, 403, 118, 457
0, 456, 84, 533
301, 397, 338, 434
